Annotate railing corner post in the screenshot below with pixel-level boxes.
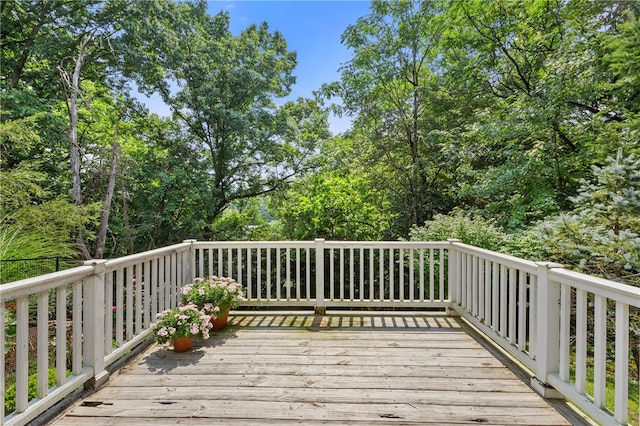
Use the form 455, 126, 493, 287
314, 239, 326, 314
83, 259, 109, 389
447, 239, 462, 309
532, 261, 564, 399
183, 239, 197, 285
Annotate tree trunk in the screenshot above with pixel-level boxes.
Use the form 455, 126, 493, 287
61, 33, 93, 206
121, 180, 134, 255
10, 1, 54, 88
59, 33, 93, 259
95, 139, 120, 259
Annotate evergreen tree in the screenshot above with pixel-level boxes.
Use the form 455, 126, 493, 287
541, 148, 640, 283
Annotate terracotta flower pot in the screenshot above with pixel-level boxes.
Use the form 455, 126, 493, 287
172, 336, 193, 352
211, 309, 230, 330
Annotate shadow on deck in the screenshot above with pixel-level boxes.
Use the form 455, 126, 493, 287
49, 311, 592, 425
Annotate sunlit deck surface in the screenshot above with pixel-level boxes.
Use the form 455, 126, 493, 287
51, 311, 586, 425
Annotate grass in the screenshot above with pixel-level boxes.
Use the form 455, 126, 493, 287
570, 353, 639, 425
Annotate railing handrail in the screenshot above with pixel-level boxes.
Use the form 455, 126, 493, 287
0, 266, 95, 300
193, 240, 316, 248
550, 267, 640, 306
447, 243, 638, 426
450, 241, 540, 274
324, 240, 450, 248
103, 242, 193, 269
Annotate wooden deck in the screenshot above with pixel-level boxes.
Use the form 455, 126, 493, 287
50, 311, 579, 425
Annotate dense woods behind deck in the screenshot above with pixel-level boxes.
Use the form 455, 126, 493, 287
1, 1, 638, 280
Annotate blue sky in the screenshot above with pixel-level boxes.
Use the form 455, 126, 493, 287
210, 0, 371, 133
143, 1, 371, 134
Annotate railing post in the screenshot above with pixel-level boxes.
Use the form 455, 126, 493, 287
446, 239, 461, 316
83, 259, 109, 389
0, 301, 4, 421
183, 239, 197, 285
314, 239, 326, 314
531, 261, 564, 398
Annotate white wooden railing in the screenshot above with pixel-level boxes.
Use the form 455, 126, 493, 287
1, 239, 638, 426
1, 242, 194, 426
448, 241, 639, 426
192, 240, 451, 310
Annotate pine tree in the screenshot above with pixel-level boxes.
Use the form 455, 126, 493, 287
541, 148, 640, 282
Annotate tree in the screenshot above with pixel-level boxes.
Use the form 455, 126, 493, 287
56, 0, 134, 258
120, 1, 328, 239
540, 148, 640, 281
209, 198, 279, 241
441, 0, 640, 228
2, 0, 143, 259
0, 168, 100, 282
273, 170, 394, 241
270, 134, 397, 241
331, 0, 454, 234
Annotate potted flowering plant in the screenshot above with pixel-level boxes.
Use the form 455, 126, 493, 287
181, 276, 245, 329
152, 302, 213, 352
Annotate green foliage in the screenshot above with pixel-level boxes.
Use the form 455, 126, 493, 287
0, 92, 69, 194
540, 149, 640, 283
119, 1, 329, 237
273, 170, 395, 241
4, 306, 16, 355
0, 199, 99, 282
209, 199, 279, 241
0, 164, 99, 281
503, 226, 549, 262
332, 0, 457, 232
408, 210, 508, 251
431, 0, 639, 230
4, 368, 57, 415
3, 0, 640, 255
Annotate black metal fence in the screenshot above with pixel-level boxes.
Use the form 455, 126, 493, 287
0, 257, 82, 284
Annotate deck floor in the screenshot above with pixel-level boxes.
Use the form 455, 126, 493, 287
50, 311, 574, 425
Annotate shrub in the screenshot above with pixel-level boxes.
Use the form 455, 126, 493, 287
4, 368, 57, 414
408, 210, 508, 251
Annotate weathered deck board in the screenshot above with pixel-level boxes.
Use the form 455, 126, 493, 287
50, 312, 572, 425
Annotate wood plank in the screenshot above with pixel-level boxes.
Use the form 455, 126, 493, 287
90, 386, 555, 407
120, 363, 515, 379
141, 346, 489, 357
51, 417, 564, 426
127, 353, 506, 367
107, 373, 532, 392
63, 399, 569, 425
203, 331, 476, 342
